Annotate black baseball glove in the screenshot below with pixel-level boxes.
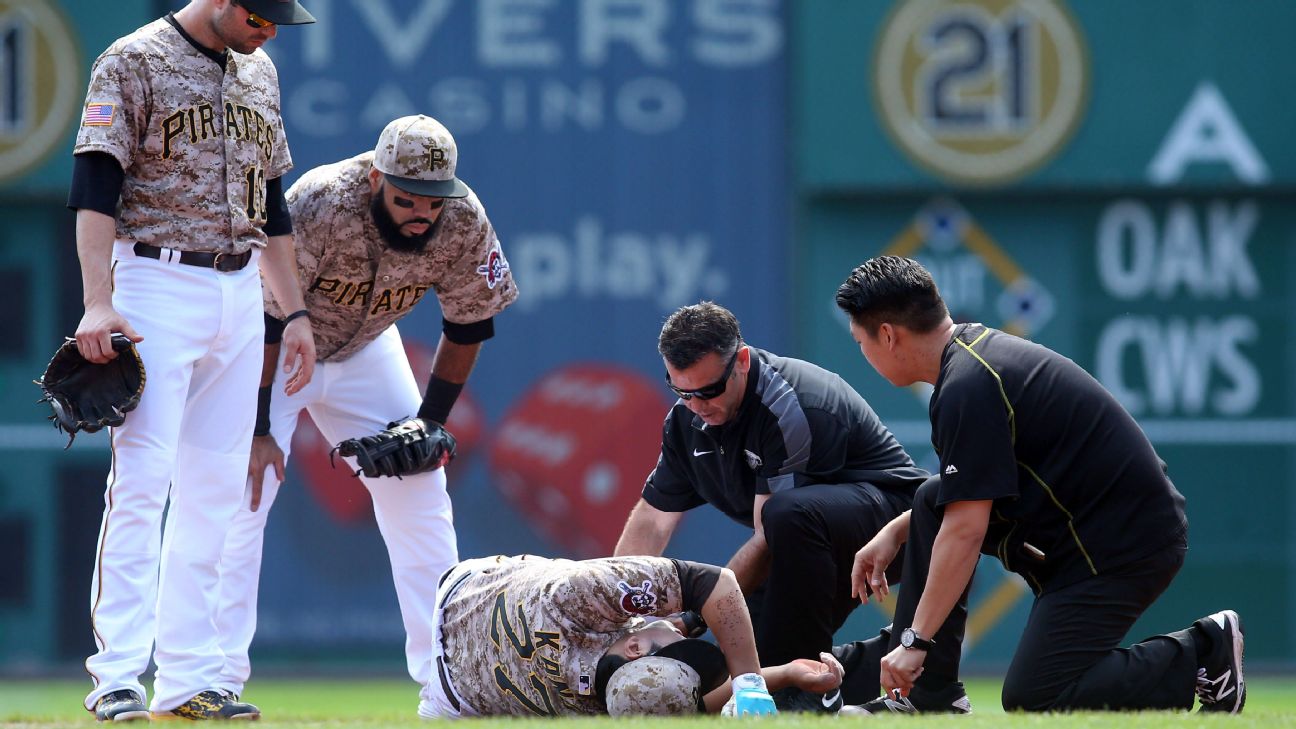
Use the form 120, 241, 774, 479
35, 334, 146, 448
332, 416, 456, 479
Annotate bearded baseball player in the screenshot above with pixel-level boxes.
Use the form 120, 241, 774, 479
211, 115, 518, 709
68, 0, 317, 721
422, 555, 845, 718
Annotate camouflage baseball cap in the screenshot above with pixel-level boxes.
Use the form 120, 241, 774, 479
373, 115, 470, 198
239, 0, 316, 25
603, 639, 729, 716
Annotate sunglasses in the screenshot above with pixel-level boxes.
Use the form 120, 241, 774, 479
234, 2, 275, 28
665, 347, 739, 401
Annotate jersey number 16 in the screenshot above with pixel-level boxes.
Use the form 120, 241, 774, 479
245, 165, 267, 223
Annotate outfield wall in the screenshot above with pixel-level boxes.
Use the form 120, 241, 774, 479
0, 0, 1292, 673
791, 0, 1296, 668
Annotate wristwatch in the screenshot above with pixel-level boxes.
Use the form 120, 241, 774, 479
900, 627, 935, 651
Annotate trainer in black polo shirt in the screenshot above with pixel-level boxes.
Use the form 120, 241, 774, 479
613, 302, 932, 690
833, 255, 1246, 715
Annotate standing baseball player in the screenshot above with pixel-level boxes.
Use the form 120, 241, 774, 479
423, 554, 846, 717
835, 256, 1244, 714
614, 302, 934, 676
212, 115, 518, 710
68, 0, 317, 721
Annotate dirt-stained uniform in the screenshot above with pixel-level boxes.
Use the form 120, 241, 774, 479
73, 14, 294, 715
429, 555, 690, 717
215, 146, 517, 699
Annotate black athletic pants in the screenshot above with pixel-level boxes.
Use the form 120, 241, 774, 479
745, 481, 912, 667
887, 475, 1198, 711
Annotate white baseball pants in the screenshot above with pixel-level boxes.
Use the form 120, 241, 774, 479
85, 242, 264, 712
214, 324, 459, 698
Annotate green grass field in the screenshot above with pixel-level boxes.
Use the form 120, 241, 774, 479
2, 677, 1295, 727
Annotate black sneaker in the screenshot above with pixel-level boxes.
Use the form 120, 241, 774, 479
155, 690, 261, 720
843, 683, 973, 715
94, 689, 149, 722
773, 686, 843, 713
843, 690, 918, 715
1195, 609, 1245, 714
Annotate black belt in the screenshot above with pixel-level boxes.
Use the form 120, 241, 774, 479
436, 569, 474, 713
133, 242, 252, 272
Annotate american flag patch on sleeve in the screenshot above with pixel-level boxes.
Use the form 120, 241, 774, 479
83, 103, 115, 126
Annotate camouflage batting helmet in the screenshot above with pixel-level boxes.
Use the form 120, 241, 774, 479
602, 638, 728, 716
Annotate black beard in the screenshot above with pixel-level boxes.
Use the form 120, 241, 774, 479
370, 192, 437, 253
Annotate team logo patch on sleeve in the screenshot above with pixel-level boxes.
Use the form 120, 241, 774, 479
475, 244, 510, 290
83, 103, 115, 127
617, 579, 658, 615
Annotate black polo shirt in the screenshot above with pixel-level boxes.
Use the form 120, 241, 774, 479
642, 347, 928, 528
932, 324, 1188, 592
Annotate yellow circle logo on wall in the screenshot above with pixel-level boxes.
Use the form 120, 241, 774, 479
0, 0, 80, 184
874, 0, 1089, 185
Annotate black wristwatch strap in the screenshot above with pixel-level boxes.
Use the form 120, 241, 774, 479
902, 628, 936, 651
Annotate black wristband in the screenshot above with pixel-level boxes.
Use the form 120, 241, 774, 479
264, 311, 285, 345
283, 308, 310, 325
254, 385, 273, 436
678, 610, 708, 638
417, 375, 464, 425
443, 316, 494, 345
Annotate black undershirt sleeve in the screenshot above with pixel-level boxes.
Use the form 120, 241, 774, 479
442, 317, 494, 345
671, 559, 722, 612
262, 176, 292, 237
263, 311, 285, 345
67, 152, 124, 216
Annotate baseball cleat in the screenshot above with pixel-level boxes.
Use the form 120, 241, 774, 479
152, 690, 261, 721
842, 691, 918, 715
94, 689, 150, 722
1195, 609, 1245, 714
842, 683, 973, 715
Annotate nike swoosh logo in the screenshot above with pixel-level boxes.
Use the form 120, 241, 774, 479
692, 449, 714, 457
822, 689, 840, 708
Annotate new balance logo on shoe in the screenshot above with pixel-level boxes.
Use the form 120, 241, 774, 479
1195, 609, 1246, 714
944, 464, 959, 475
1198, 668, 1237, 703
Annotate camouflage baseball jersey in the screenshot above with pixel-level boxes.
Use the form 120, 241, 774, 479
272, 152, 518, 362
74, 17, 292, 254
440, 555, 685, 716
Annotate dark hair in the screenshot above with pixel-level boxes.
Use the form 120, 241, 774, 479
658, 302, 742, 370
835, 256, 949, 335
594, 653, 628, 704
